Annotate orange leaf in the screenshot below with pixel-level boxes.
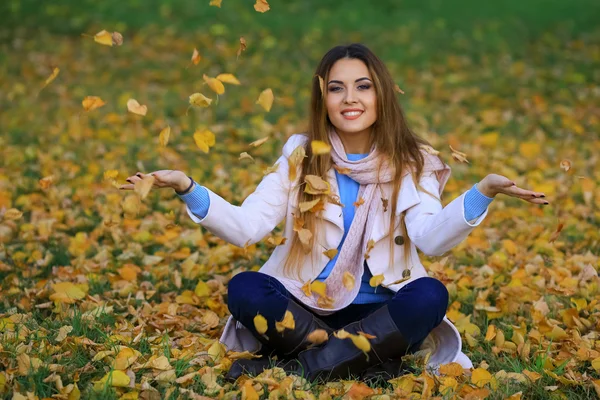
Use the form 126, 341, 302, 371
254, 0, 270, 12
191, 48, 201, 65
82, 96, 105, 111
307, 329, 329, 345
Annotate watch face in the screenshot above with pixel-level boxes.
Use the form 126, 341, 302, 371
402, 269, 411, 278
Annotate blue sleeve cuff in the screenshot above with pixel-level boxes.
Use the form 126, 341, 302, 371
177, 183, 210, 219
464, 183, 494, 221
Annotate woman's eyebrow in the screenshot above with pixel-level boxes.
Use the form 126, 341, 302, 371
327, 77, 372, 85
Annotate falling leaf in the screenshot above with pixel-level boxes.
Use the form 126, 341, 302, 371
353, 197, 365, 207
307, 329, 329, 345
134, 175, 155, 199
3, 208, 23, 221
301, 281, 312, 297
420, 144, 440, 156
254, 0, 270, 12
298, 229, 312, 252
349, 334, 372, 353
311, 140, 331, 155
121, 194, 140, 216
309, 280, 327, 297
267, 236, 287, 246
111, 32, 123, 46
364, 239, 376, 260
333, 164, 351, 175
304, 175, 330, 195
560, 159, 572, 172
394, 84, 405, 94
548, 222, 564, 243
264, 162, 279, 175
159, 126, 170, 147
237, 36, 247, 59
209, 0, 222, 7
239, 152, 254, 161
315, 74, 324, 96
275, 310, 295, 332
333, 329, 351, 339
93, 30, 114, 46
39, 175, 54, 189
189, 92, 213, 108
256, 88, 274, 112
472, 367, 493, 387
299, 198, 322, 213
40, 67, 60, 93
193, 129, 216, 153
249, 136, 269, 147
191, 48, 201, 65
288, 145, 306, 181
216, 73, 241, 85
449, 144, 469, 163
203, 74, 225, 95
342, 271, 355, 291
82, 96, 106, 111
323, 248, 338, 260
127, 99, 147, 116
381, 197, 389, 212
369, 273, 384, 287
254, 314, 268, 334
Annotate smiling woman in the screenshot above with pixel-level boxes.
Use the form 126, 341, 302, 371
121, 43, 549, 384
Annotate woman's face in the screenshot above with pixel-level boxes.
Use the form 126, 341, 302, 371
325, 58, 377, 142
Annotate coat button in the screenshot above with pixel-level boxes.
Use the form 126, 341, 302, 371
394, 235, 405, 245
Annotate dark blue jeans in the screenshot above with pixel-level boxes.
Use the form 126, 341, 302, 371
227, 271, 449, 356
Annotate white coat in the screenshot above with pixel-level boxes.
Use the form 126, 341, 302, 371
183, 134, 489, 371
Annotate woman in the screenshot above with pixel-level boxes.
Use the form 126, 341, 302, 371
121, 43, 549, 382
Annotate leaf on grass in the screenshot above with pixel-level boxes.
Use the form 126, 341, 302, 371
471, 367, 492, 387
55, 325, 73, 342
193, 129, 216, 153
256, 88, 274, 111
39, 175, 55, 189
254, 314, 268, 334
50, 282, 88, 303
438, 362, 464, 377
82, 96, 106, 111
342, 271, 355, 291
189, 92, 213, 108
94, 370, 130, 390
254, 0, 270, 12
127, 99, 147, 116
3, 208, 23, 221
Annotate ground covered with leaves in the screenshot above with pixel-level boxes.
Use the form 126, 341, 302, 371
1, 0, 600, 399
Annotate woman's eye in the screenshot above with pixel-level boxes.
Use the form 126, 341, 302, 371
328, 86, 341, 92
358, 84, 371, 90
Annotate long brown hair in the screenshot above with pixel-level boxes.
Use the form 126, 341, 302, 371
282, 43, 437, 280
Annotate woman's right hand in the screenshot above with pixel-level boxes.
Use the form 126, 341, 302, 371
119, 170, 192, 193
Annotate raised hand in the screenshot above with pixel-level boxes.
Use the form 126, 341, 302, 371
476, 174, 549, 205
119, 170, 193, 193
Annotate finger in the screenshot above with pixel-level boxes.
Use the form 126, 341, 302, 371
119, 184, 134, 190
502, 186, 545, 198
126, 176, 142, 184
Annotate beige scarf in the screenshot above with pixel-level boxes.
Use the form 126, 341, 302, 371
278, 128, 450, 315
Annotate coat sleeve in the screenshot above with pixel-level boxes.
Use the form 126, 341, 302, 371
404, 172, 489, 256
182, 134, 307, 247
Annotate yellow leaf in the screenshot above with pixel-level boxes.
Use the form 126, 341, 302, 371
239, 152, 254, 162
3, 208, 23, 220
299, 198, 322, 213
189, 92, 212, 108
301, 281, 312, 297
369, 274, 384, 287
449, 144, 469, 163
478, 132, 498, 147
315, 74, 324, 96
342, 271, 355, 291
298, 229, 312, 252
209, 0, 222, 7
148, 355, 171, 370
254, 314, 268, 334
194, 280, 211, 297
39, 175, 54, 189
333, 329, 351, 339
250, 136, 269, 147
50, 282, 88, 303
304, 175, 330, 195
354, 197, 365, 207
522, 369, 542, 382
193, 129, 216, 153
159, 126, 170, 147
323, 248, 338, 260
471, 367, 492, 387
484, 324, 496, 341
256, 88, 274, 112
127, 98, 147, 116
208, 341, 225, 363
203, 74, 225, 95
439, 376, 458, 395
254, 0, 270, 13
311, 140, 331, 155
275, 310, 295, 332
264, 162, 279, 176
560, 159, 572, 172
267, 236, 287, 246
544, 325, 569, 341
438, 362, 464, 377
113, 347, 138, 370
310, 280, 327, 297
288, 144, 306, 182
68, 383, 81, 400
134, 175, 155, 199
307, 329, 329, 345
419, 144, 439, 156
43, 67, 60, 89
191, 48, 201, 65
242, 380, 260, 400
216, 73, 241, 85
519, 142, 541, 158
94, 370, 130, 389
82, 96, 105, 111
121, 194, 140, 216
93, 30, 114, 46
591, 358, 600, 373
55, 325, 73, 342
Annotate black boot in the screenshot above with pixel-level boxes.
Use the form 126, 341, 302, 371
226, 299, 333, 381
277, 304, 411, 382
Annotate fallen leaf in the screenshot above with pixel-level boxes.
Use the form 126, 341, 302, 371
307, 329, 329, 345
3, 208, 23, 220
55, 325, 73, 342
471, 367, 493, 387
127, 99, 147, 116
209, 0, 222, 7
254, 314, 268, 334
323, 248, 338, 260
94, 370, 130, 390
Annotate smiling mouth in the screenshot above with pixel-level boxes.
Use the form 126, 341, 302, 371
341, 110, 363, 119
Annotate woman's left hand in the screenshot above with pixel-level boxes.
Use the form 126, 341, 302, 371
477, 174, 549, 205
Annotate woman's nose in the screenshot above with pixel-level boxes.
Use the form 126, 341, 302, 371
344, 88, 358, 104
